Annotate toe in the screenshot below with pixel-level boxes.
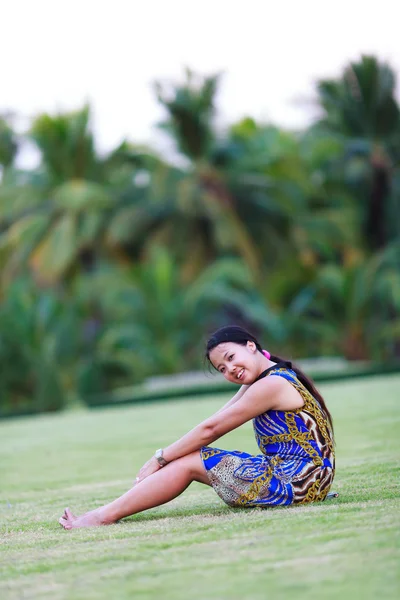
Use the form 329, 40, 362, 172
59, 517, 72, 530
59, 517, 67, 528
64, 507, 76, 520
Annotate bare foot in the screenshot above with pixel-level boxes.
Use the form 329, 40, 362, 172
59, 507, 109, 529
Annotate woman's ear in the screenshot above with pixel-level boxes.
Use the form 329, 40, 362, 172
247, 341, 256, 353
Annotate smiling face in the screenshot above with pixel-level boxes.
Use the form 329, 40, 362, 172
209, 341, 263, 385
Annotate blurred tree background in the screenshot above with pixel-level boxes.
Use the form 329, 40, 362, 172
1, 55, 399, 415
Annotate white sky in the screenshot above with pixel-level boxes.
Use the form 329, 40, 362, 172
2, 0, 400, 164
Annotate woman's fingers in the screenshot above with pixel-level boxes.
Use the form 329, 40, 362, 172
133, 458, 159, 486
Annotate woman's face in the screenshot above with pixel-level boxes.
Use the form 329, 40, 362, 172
209, 341, 261, 385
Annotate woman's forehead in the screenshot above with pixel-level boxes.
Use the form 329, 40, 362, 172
210, 342, 237, 358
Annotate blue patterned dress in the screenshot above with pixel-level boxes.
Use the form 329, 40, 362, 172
200, 363, 335, 507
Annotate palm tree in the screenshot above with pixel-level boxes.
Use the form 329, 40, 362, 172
0, 105, 157, 284
316, 55, 400, 251
221, 119, 359, 268
154, 72, 340, 282
155, 72, 365, 353
0, 114, 18, 170
154, 70, 263, 277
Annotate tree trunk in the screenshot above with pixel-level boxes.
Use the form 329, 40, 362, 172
366, 153, 390, 251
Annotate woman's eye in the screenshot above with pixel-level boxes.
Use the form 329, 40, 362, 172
220, 367, 225, 373
228, 354, 234, 361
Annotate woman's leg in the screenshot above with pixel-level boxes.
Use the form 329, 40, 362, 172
59, 451, 209, 529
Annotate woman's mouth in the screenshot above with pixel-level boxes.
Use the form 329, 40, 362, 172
237, 369, 244, 380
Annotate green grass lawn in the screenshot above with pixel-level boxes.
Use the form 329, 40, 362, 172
1, 375, 399, 600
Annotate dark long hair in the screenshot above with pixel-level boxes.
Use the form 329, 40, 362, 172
206, 325, 334, 435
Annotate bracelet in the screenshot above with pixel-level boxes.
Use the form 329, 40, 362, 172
154, 448, 168, 467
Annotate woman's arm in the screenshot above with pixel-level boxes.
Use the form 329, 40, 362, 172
162, 377, 283, 463
135, 376, 301, 483
214, 384, 249, 414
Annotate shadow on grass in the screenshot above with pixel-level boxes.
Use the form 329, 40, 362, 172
122, 504, 232, 523
121, 495, 345, 525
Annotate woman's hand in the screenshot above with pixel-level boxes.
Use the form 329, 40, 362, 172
134, 456, 160, 485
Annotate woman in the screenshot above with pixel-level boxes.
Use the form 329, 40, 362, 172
59, 325, 335, 529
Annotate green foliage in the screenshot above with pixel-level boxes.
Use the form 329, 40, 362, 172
0, 279, 67, 416
155, 69, 219, 161
318, 55, 399, 139
317, 55, 400, 251
0, 115, 18, 168
0, 107, 156, 284
30, 105, 98, 184
283, 243, 400, 359
76, 249, 277, 385
1, 55, 400, 415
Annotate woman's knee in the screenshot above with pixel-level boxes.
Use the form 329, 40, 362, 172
175, 451, 208, 484
185, 451, 209, 484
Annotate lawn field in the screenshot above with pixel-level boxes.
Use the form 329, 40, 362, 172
1, 375, 399, 600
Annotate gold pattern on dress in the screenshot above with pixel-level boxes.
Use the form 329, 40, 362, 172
235, 456, 282, 506
295, 385, 333, 451
317, 485, 329, 503
201, 448, 224, 460
299, 479, 321, 503
259, 430, 313, 446
268, 368, 334, 454
284, 412, 323, 466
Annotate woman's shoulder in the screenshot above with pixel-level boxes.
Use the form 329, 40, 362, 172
252, 366, 305, 411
